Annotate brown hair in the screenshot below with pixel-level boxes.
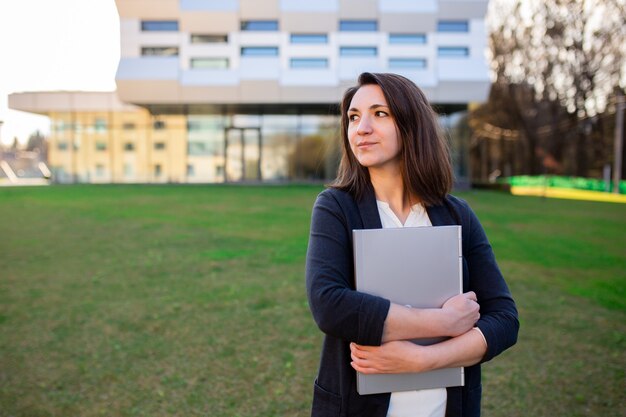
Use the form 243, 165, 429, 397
330, 72, 453, 206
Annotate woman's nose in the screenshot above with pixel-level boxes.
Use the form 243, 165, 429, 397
357, 117, 373, 135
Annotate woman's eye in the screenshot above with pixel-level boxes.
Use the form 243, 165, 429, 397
375, 111, 388, 117
348, 114, 359, 122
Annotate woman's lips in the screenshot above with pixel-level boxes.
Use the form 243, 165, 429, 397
357, 141, 376, 149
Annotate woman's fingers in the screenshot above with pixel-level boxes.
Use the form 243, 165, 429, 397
465, 291, 477, 302
350, 343, 369, 361
350, 341, 420, 374
351, 343, 382, 373
350, 343, 375, 373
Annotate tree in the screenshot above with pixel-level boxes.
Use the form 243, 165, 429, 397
26, 130, 47, 156
486, 0, 626, 176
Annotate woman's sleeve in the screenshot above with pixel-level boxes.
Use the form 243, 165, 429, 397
305, 191, 390, 346
463, 201, 520, 363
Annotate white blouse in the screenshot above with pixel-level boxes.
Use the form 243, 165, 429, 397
376, 200, 447, 417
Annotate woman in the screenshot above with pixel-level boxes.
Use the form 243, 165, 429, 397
305, 73, 519, 417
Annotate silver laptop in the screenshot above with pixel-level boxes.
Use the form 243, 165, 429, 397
353, 225, 464, 395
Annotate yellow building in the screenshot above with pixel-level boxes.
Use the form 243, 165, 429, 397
9, 92, 189, 183
9, 91, 341, 184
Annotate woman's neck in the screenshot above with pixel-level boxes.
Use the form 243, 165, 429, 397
369, 166, 415, 224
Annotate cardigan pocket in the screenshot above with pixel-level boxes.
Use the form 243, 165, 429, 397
312, 379, 342, 416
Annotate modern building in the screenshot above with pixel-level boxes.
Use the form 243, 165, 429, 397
10, 0, 489, 184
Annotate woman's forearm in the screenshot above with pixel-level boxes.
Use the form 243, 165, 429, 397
350, 328, 487, 375
382, 292, 480, 343
382, 303, 444, 342
420, 328, 487, 371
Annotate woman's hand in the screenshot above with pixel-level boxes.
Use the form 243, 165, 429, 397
440, 291, 480, 337
350, 341, 430, 374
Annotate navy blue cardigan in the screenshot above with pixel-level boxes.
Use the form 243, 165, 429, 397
305, 187, 519, 417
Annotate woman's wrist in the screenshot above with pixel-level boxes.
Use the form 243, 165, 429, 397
410, 343, 437, 373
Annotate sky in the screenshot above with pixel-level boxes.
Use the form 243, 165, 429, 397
0, 0, 120, 145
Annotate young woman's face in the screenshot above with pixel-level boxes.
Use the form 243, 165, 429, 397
346, 84, 401, 171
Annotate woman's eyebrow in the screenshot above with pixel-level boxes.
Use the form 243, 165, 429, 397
348, 104, 389, 113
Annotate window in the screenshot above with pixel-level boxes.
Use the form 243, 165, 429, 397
438, 47, 469, 57
153, 120, 166, 130
339, 20, 377, 31
191, 34, 228, 43
188, 142, 207, 154
290, 34, 328, 44
187, 120, 202, 132
95, 142, 107, 151
142, 47, 179, 56
57, 142, 68, 151
123, 122, 136, 130
389, 34, 426, 44
389, 58, 427, 69
241, 47, 279, 57
124, 142, 135, 151
340, 47, 377, 57
124, 163, 133, 176
290, 58, 328, 69
141, 21, 178, 31
437, 21, 469, 32
154, 142, 166, 150
241, 20, 278, 31
94, 118, 107, 133
190, 58, 229, 69
187, 164, 195, 176
95, 164, 105, 176
54, 121, 67, 132
154, 164, 162, 177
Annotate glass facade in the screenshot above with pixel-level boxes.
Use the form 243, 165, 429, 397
45, 109, 468, 185
187, 115, 226, 182
438, 108, 471, 186
185, 113, 340, 182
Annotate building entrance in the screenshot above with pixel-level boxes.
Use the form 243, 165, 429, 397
224, 127, 261, 182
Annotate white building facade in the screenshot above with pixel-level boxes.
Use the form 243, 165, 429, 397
116, 0, 489, 108
12, 0, 490, 184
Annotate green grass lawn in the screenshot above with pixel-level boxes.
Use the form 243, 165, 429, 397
0, 185, 624, 416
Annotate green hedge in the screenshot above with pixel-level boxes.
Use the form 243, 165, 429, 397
504, 175, 626, 194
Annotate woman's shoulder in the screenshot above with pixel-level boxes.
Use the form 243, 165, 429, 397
316, 187, 357, 207
440, 194, 477, 227
444, 193, 472, 212
313, 187, 364, 222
